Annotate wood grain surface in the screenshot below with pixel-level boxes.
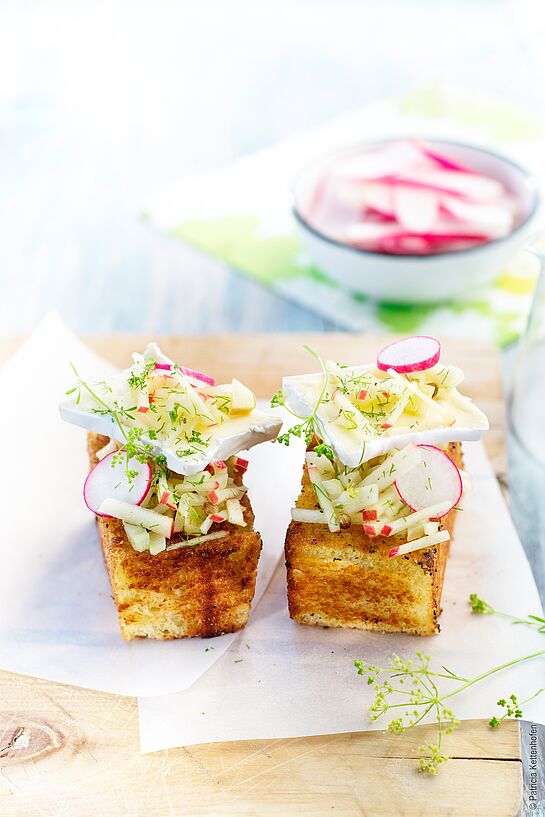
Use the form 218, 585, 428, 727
0, 333, 519, 817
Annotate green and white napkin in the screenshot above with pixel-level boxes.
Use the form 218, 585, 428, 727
147, 87, 544, 345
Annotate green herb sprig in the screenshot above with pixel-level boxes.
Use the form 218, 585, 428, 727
127, 360, 155, 392
470, 593, 545, 633
175, 429, 210, 459
272, 345, 334, 460
66, 364, 167, 483
355, 593, 545, 775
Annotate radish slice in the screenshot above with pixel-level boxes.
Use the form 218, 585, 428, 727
339, 181, 396, 217
179, 366, 216, 387
440, 194, 514, 235
298, 139, 516, 257
394, 444, 462, 517
377, 336, 441, 373
83, 451, 152, 517
387, 169, 504, 201
417, 144, 471, 173
154, 361, 215, 386
393, 186, 438, 233
334, 141, 427, 181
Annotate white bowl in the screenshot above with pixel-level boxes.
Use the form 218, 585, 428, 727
293, 139, 540, 304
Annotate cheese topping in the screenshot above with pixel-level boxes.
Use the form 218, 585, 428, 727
282, 358, 488, 468
277, 339, 487, 558
61, 342, 282, 476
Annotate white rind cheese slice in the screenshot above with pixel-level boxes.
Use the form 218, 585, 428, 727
59, 402, 282, 475
60, 341, 282, 476
282, 366, 489, 468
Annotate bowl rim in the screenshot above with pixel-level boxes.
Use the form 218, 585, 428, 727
292, 137, 541, 261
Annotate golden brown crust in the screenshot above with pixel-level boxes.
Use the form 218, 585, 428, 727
284, 442, 462, 636
88, 433, 262, 640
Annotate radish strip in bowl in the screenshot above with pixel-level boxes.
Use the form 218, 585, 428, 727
293, 138, 539, 302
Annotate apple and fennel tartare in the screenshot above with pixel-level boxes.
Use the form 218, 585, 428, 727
276, 336, 488, 557
60, 343, 282, 556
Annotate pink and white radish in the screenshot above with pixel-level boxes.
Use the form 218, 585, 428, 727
394, 444, 463, 518
335, 141, 426, 182
440, 194, 514, 235
84, 451, 152, 517
386, 169, 504, 201
377, 336, 441, 374
303, 139, 516, 256
154, 361, 216, 387
392, 186, 438, 233
417, 143, 471, 173
179, 366, 216, 387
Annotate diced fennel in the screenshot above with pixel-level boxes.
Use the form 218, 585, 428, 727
149, 532, 167, 555
307, 463, 341, 533
123, 523, 150, 553
100, 499, 173, 537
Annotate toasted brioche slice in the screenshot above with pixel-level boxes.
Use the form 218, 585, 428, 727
285, 442, 462, 636
88, 433, 262, 640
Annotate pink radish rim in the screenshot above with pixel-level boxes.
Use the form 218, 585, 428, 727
394, 444, 462, 518
83, 450, 152, 517
180, 365, 216, 386
377, 335, 441, 373
293, 138, 538, 258
154, 361, 216, 386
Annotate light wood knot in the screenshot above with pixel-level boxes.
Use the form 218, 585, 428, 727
0, 717, 63, 765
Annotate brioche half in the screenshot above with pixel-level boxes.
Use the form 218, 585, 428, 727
88, 433, 262, 640
285, 442, 462, 636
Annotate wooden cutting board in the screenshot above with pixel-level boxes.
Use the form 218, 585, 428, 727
0, 333, 520, 817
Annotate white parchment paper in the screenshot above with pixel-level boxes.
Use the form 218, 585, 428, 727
139, 442, 545, 752
0, 315, 302, 696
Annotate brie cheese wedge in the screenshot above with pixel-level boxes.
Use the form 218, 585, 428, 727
283, 365, 488, 468
60, 343, 282, 475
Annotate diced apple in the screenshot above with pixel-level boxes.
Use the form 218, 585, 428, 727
363, 523, 378, 537
229, 379, 256, 415
226, 498, 246, 526
210, 513, 227, 523
233, 456, 249, 474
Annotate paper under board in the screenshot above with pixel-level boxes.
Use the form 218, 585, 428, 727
138, 442, 545, 751
0, 314, 301, 696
